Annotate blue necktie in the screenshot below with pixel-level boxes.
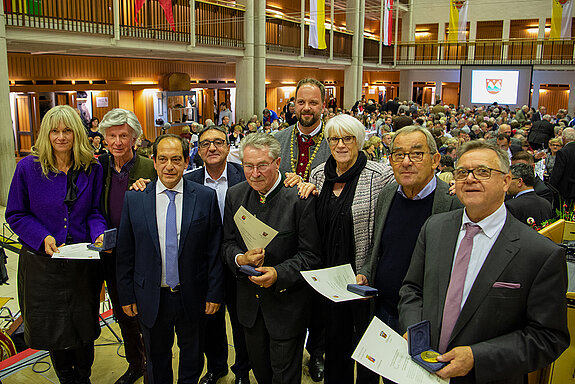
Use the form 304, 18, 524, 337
165, 190, 179, 289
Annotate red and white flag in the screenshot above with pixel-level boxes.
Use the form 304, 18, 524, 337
383, 0, 393, 46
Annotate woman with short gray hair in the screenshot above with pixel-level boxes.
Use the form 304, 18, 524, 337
299, 113, 394, 384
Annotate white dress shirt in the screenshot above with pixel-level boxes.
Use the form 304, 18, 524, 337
156, 178, 184, 287
297, 121, 323, 136
454, 203, 507, 309
204, 163, 228, 223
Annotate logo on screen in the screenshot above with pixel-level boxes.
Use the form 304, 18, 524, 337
486, 79, 502, 94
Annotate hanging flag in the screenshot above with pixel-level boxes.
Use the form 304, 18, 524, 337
551, 0, 573, 39
448, 0, 468, 43
383, 0, 394, 46
309, 0, 327, 49
134, 0, 176, 32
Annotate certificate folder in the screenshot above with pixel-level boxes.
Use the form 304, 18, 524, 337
407, 320, 447, 373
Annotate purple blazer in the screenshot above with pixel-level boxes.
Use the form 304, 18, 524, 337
6, 155, 107, 251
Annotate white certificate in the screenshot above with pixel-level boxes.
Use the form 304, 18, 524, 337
300, 264, 366, 302
233, 205, 278, 250
51, 243, 100, 260
352, 317, 449, 384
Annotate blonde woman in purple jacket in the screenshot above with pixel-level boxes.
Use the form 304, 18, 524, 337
6, 105, 106, 384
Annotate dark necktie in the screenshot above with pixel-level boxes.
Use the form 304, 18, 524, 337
439, 223, 482, 353
164, 190, 179, 289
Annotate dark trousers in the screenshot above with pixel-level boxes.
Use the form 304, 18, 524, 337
324, 299, 379, 384
305, 292, 325, 359
243, 309, 305, 384
49, 344, 94, 384
102, 251, 146, 373
203, 270, 250, 377
140, 289, 204, 384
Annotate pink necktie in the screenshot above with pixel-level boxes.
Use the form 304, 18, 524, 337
439, 223, 482, 353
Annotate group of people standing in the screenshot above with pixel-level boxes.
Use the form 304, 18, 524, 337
5, 76, 571, 384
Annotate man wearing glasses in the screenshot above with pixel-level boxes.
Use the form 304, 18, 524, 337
186, 125, 251, 384
222, 133, 322, 384
399, 140, 568, 383
360, 126, 462, 342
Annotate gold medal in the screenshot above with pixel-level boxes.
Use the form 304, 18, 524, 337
420, 351, 440, 363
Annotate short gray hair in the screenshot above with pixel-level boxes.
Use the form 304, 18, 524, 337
325, 114, 366, 149
99, 108, 143, 138
390, 125, 437, 154
457, 140, 510, 173
239, 133, 281, 161
563, 127, 575, 142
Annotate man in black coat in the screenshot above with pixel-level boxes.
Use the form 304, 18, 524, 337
528, 114, 554, 150
511, 151, 553, 205
222, 133, 322, 384
385, 97, 400, 115
550, 128, 575, 206
506, 163, 553, 227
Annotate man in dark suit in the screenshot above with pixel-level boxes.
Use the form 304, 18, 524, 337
511, 151, 553, 204
531, 105, 546, 123
550, 127, 575, 207
222, 133, 322, 384
385, 97, 400, 115
496, 134, 521, 160
506, 163, 553, 226
359, 126, 462, 337
186, 125, 250, 384
399, 140, 568, 383
528, 114, 554, 150
117, 134, 224, 383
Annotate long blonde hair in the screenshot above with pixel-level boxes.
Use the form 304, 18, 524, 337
32, 105, 96, 176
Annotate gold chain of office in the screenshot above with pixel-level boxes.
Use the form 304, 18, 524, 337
290, 126, 324, 181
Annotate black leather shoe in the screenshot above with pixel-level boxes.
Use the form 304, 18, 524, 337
114, 368, 144, 384
308, 355, 324, 382
199, 369, 228, 384
235, 376, 251, 384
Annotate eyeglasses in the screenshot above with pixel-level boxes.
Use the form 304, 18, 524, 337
199, 139, 226, 149
243, 161, 276, 173
390, 151, 431, 163
327, 136, 356, 146
453, 166, 506, 181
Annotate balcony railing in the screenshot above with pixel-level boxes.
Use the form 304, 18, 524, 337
265, 15, 352, 60
395, 38, 575, 65
4, 0, 244, 48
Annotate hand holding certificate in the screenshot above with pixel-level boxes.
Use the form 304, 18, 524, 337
233, 205, 278, 250
352, 317, 450, 384
51, 243, 100, 260
300, 264, 377, 302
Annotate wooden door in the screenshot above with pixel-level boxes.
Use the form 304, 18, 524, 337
14, 94, 40, 156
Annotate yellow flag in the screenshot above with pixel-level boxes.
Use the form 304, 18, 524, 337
448, 0, 468, 43
551, 0, 573, 40
309, 0, 327, 49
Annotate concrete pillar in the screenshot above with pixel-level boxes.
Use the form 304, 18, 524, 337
408, 0, 415, 60
236, 0, 255, 119
399, 70, 412, 101
531, 82, 540, 108
435, 82, 443, 103
468, 20, 477, 60
502, 19, 510, 60
536, 17, 545, 60
568, 79, 575, 116
0, 1, 16, 206
343, 0, 361, 109
254, 0, 266, 115
356, 0, 365, 100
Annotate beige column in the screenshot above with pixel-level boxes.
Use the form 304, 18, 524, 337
254, 0, 266, 115
0, 1, 16, 206
236, 0, 255, 119
343, 0, 361, 108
